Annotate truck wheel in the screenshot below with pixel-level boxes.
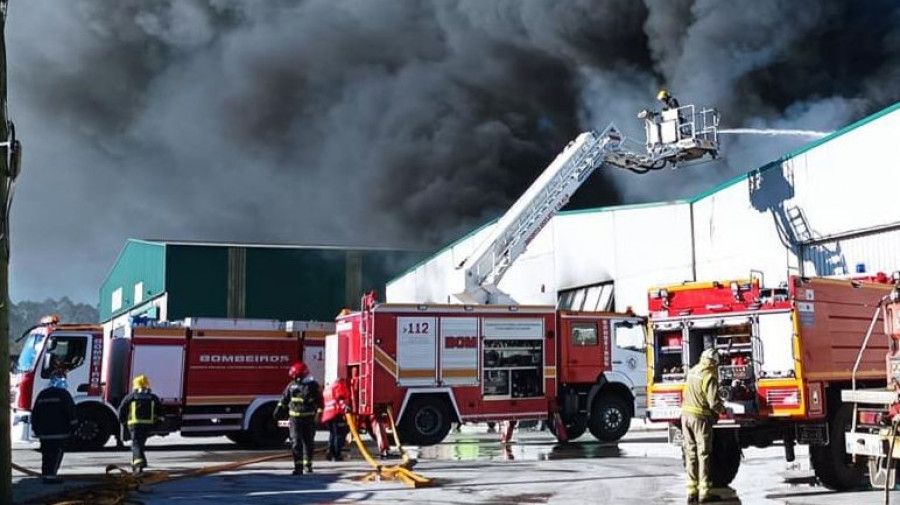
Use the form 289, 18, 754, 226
710, 430, 741, 487
588, 395, 631, 442
548, 416, 587, 442
70, 406, 113, 451
246, 404, 288, 448
398, 397, 452, 446
810, 402, 866, 490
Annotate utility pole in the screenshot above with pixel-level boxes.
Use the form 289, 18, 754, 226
0, 1, 22, 503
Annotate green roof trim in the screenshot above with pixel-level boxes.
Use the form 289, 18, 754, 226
387, 199, 690, 284
690, 100, 900, 203
557, 199, 689, 216
388, 219, 498, 285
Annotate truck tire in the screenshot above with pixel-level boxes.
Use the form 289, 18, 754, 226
710, 429, 741, 487
548, 415, 587, 442
588, 395, 632, 442
70, 405, 113, 451
246, 403, 288, 448
810, 402, 866, 490
398, 396, 452, 446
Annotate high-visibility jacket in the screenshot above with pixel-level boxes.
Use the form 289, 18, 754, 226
321, 379, 350, 423
681, 362, 724, 418
276, 376, 322, 418
118, 389, 164, 427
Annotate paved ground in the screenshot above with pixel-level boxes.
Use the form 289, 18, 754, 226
11, 423, 900, 505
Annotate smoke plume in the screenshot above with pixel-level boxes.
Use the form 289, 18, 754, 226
7, 0, 900, 301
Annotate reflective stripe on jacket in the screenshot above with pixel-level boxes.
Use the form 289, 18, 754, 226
118, 389, 164, 427
681, 362, 723, 418
278, 377, 322, 418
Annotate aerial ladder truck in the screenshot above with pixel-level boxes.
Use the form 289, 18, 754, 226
329, 103, 721, 446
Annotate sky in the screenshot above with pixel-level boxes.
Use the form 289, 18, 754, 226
5, 0, 900, 304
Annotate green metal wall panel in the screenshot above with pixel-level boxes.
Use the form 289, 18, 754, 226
244, 248, 346, 321
100, 239, 166, 321
165, 245, 229, 320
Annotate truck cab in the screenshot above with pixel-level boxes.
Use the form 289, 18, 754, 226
10, 317, 113, 449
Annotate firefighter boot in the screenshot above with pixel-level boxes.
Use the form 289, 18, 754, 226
304, 460, 313, 474
292, 462, 303, 476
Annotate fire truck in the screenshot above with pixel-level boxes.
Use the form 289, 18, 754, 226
10, 316, 329, 450
840, 275, 900, 490
646, 275, 893, 490
332, 295, 646, 446
325, 104, 722, 447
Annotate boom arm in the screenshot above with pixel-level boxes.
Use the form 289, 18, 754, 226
454, 124, 624, 304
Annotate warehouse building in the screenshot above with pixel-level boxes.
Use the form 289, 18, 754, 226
387, 101, 900, 314
101, 239, 424, 332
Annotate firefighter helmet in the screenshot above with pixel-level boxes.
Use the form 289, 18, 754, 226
700, 348, 719, 365
288, 361, 308, 379
657, 89, 669, 101
133, 374, 150, 390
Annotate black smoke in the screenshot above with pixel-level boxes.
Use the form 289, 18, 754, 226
6, 0, 900, 301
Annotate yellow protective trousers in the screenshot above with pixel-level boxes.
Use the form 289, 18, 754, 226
681, 414, 713, 497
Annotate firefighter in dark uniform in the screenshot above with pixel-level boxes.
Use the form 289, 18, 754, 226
118, 374, 164, 475
274, 361, 323, 475
31, 370, 77, 484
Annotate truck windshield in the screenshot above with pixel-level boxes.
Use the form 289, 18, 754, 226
15, 333, 44, 373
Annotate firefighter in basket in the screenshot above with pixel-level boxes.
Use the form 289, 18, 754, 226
681, 348, 725, 503
274, 361, 323, 475
118, 374, 164, 475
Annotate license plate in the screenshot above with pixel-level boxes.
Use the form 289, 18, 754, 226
649, 407, 681, 420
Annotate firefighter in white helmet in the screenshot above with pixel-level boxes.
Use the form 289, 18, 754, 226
681, 348, 725, 503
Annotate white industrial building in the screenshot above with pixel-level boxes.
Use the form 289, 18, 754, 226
387, 101, 900, 314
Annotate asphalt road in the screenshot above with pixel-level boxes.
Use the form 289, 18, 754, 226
11, 423, 900, 505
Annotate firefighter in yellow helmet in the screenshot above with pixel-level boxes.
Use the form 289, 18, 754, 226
118, 375, 164, 474
681, 348, 725, 503
658, 89, 680, 111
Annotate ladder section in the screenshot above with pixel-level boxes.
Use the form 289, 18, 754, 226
456, 125, 624, 304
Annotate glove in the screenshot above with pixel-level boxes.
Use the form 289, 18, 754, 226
344, 405, 352, 414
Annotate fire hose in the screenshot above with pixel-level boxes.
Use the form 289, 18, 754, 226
13, 451, 293, 505
344, 409, 432, 488
13, 411, 432, 504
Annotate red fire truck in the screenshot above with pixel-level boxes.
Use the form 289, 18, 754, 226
841, 276, 900, 489
330, 294, 647, 446
10, 316, 329, 450
645, 275, 893, 490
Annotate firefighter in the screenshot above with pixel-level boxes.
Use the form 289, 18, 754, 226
681, 348, 725, 503
274, 361, 323, 474
658, 89, 680, 111
322, 377, 351, 461
118, 374, 164, 475
31, 370, 77, 484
